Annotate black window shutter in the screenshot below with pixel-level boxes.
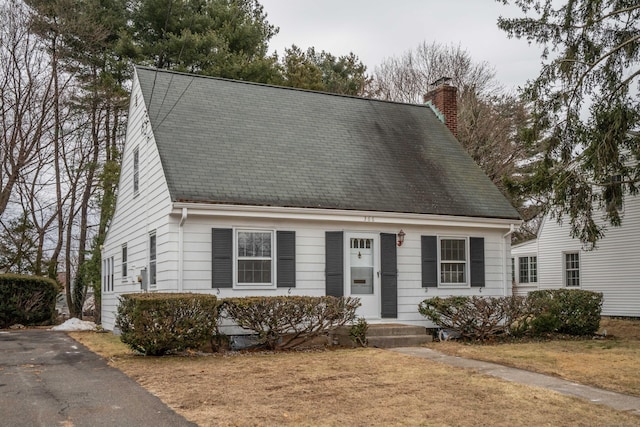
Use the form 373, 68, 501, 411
470, 237, 485, 287
212, 228, 233, 288
380, 233, 398, 318
325, 231, 344, 297
277, 231, 296, 288
421, 235, 438, 287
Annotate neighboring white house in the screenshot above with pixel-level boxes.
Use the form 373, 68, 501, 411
512, 191, 640, 317
100, 66, 521, 330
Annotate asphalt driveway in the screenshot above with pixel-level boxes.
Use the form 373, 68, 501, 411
0, 330, 195, 427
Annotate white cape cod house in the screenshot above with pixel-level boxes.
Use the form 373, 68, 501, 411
512, 190, 640, 317
100, 66, 521, 330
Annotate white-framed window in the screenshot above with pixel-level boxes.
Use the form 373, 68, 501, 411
133, 148, 139, 195
518, 256, 537, 284
121, 244, 127, 281
439, 237, 467, 285
149, 232, 157, 286
235, 229, 274, 287
564, 252, 580, 287
102, 257, 114, 293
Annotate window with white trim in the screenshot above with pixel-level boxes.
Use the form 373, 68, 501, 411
440, 238, 466, 285
121, 244, 127, 281
236, 230, 273, 285
133, 148, 139, 195
102, 257, 114, 293
565, 252, 580, 287
518, 256, 537, 284
149, 232, 157, 286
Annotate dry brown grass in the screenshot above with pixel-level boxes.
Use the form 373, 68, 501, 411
70, 328, 640, 427
429, 317, 640, 396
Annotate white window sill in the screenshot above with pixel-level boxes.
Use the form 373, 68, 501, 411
233, 284, 277, 291
438, 283, 471, 289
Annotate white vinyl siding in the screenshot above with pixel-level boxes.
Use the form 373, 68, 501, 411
100, 70, 173, 330
174, 217, 512, 326
514, 189, 640, 316
104, 211, 513, 329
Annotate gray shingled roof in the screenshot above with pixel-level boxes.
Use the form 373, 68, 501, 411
136, 66, 520, 220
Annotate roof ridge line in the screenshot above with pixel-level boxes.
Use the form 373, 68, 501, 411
134, 64, 430, 108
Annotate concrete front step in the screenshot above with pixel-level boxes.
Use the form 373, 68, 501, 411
332, 323, 432, 348
366, 324, 428, 337
367, 334, 431, 348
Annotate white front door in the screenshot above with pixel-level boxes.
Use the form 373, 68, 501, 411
346, 233, 380, 319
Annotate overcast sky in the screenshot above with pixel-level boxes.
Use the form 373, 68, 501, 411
259, 0, 544, 92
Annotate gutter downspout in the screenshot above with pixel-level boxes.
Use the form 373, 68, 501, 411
178, 207, 188, 292
502, 224, 517, 295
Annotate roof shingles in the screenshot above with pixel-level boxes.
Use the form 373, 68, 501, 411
136, 66, 519, 220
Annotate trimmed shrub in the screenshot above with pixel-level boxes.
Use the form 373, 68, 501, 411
0, 274, 59, 328
222, 296, 360, 350
115, 293, 219, 356
528, 289, 603, 336
419, 296, 528, 340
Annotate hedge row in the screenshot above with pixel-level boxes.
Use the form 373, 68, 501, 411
0, 274, 60, 328
419, 289, 603, 340
115, 294, 359, 355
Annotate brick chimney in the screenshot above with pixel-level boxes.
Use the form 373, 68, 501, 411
423, 77, 457, 137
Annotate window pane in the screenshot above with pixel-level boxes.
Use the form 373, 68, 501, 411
519, 257, 529, 283
150, 235, 156, 259
530, 256, 537, 282
441, 239, 465, 261
150, 261, 156, 285
133, 149, 139, 193
150, 234, 156, 285
238, 232, 271, 257
110, 257, 114, 291
122, 245, 127, 279
441, 262, 465, 283
238, 260, 271, 283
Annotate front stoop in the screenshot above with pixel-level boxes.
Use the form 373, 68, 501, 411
332, 324, 433, 348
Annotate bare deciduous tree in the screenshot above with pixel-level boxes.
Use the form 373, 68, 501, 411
371, 41, 545, 241
0, 0, 55, 218
370, 41, 500, 103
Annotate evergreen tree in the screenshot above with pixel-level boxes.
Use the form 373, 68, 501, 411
130, 0, 279, 82
497, 0, 640, 247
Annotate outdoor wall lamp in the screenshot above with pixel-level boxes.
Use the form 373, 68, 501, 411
397, 229, 406, 247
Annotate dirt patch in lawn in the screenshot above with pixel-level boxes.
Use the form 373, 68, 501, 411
429, 317, 640, 397
70, 332, 639, 427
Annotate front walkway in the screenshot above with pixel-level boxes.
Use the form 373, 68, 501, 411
391, 347, 640, 417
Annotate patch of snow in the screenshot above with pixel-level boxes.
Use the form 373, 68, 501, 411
51, 318, 97, 331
